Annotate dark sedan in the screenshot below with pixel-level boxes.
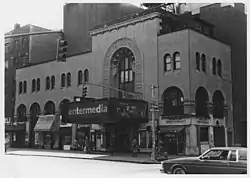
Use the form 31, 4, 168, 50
161, 147, 247, 174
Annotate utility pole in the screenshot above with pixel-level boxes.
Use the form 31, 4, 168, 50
150, 84, 159, 161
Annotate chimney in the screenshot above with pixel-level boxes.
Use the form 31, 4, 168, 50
14, 23, 21, 30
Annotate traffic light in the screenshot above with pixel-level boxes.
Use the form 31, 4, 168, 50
82, 85, 87, 97
56, 38, 68, 62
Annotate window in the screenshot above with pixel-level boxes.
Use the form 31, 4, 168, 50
201, 54, 206, 72
19, 81, 22, 94
84, 69, 89, 83
23, 81, 27, 94
46, 77, 50, 90
199, 127, 209, 142
15, 40, 19, 51
212, 58, 216, 75
238, 149, 247, 160
217, 60, 222, 77
32, 79, 36, 92
51, 76, 55, 89
37, 78, 40, 91
67, 72, 71, 87
173, 52, 181, 70
139, 131, 147, 148
61, 73, 65, 87
229, 150, 237, 161
201, 149, 229, 161
78, 70, 83, 85
164, 54, 171, 72
22, 38, 26, 49
196, 52, 200, 71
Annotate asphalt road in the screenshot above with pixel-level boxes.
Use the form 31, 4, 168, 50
1, 155, 166, 178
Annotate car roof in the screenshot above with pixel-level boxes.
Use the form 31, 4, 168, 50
210, 147, 247, 151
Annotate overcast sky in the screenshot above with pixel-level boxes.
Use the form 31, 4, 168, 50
3, 0, 142, 33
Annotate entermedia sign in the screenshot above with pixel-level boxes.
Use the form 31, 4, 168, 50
68, 104, 108, 116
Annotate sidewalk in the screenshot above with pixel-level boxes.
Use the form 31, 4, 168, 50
5, 148, 185, 164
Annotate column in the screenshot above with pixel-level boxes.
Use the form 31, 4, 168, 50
72, 124, 77, 145
207, 102, 214, 148
26, 114, 31, 146
185, 125, 199, 156
208, 126, 214, 148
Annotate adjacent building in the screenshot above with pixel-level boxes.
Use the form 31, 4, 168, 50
15, 6, 232, 155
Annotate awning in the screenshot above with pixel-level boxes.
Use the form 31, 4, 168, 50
34, 115, 60, 132
160, 126, 185, 133
5, 123, 26, 132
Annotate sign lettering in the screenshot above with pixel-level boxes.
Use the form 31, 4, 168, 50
68, 104, 108, 116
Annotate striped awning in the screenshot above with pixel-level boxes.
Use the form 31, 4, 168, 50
34, 115, 60, 132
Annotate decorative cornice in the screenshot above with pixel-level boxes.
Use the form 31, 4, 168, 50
90, 12, 161, 36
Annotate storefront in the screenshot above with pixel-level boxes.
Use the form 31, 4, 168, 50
5, 122, 26, 148
62, 98, 148, 153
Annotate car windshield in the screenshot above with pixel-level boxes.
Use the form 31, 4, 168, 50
238, 149, 247, 160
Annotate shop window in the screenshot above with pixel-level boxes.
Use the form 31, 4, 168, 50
139, 131, 147, 148
164, 53, 171, 72
173, 52, 181, 70
78, 70, 83, 85
212, 57, 216, 75
61, 73, 65, 88
51, 75, 55, 89
162, 87, 184, 116
200, 127, 209, 142
67, 72, 71, 87
201, 54, 206, 72
36, 78, 40, 91
196, 52, 200, 71
32, 79, 36, 92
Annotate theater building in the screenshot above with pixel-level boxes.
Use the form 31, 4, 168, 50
15, 7, 232, 155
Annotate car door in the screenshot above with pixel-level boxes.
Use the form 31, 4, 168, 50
198, 149, 230, 174
227, 150, 247, 174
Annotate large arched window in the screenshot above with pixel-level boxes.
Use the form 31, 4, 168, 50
162, 87, 184, 116
196, 52, 200, 71
46, 76, 50, 90
84, 69, 89, 83
164, 53, 171, 72
36, 78, 40, 91
111, 47, 135, 98
212, 57, 216, 75
78, 70, 83, 85
17, 104, 26, 121
23, 81, 27, 93
213, 90, 225, 118
51, 75, 55, 89
59, 99, 70, 115
201, 54, 206, 72
19, 81, 23, 94
217, 60, 222, 77
32, 79, 36, 92
173, 52, 181, 70
30, 103, 41, 117
195, 87, 209, 117
61, 73, 65, 87
44, 101, 55, 115
67, 72, 71, 87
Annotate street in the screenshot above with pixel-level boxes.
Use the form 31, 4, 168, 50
1, 155, 165, 178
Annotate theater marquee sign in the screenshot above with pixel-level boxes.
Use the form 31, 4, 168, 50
68, 104, 108, 116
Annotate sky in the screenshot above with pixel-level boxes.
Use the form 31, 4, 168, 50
2, 0, 142, 33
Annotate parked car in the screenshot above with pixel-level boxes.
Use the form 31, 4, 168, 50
161, 147, 247, 174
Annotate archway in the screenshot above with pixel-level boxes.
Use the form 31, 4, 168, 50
162, 87, 184, 116
17, 104, 27, 121
29, 103, 41, 147
212, 90, 225, 118
44, 101, 55, 115
195, 87, 209, 117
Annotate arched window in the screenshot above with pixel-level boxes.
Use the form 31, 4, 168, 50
78, 70, 83, 85
36, 78, 40, 91
111, 47, 135, 98
44, 101, 55, 115
17, 104, 27, 122
213, 90, 225, 118
51, 75, 55, 89
195, 87, 209, 117
201, 54, 206, 72
19, 81, 23, 94
46, 76, 50, 90
173, 52, 181, 70
196, 52, 200, 71
59, 99, 70, 115
164, 53, 171, 72
61, 73, 65, 87
23, 81, 27, 93
212, 57, 216, 75
162, 87, 184, 116
32, 79, 36, 92
218, 60, 222, 77
67, 72, 71, 87
84, 69, 89, 83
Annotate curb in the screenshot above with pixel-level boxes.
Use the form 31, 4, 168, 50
5, 153, 160, 164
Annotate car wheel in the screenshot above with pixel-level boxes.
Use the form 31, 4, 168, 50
172, 167, 186, 174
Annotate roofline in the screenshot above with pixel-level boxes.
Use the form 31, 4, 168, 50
90, 11, 161, 36
16, 50, 92, 70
